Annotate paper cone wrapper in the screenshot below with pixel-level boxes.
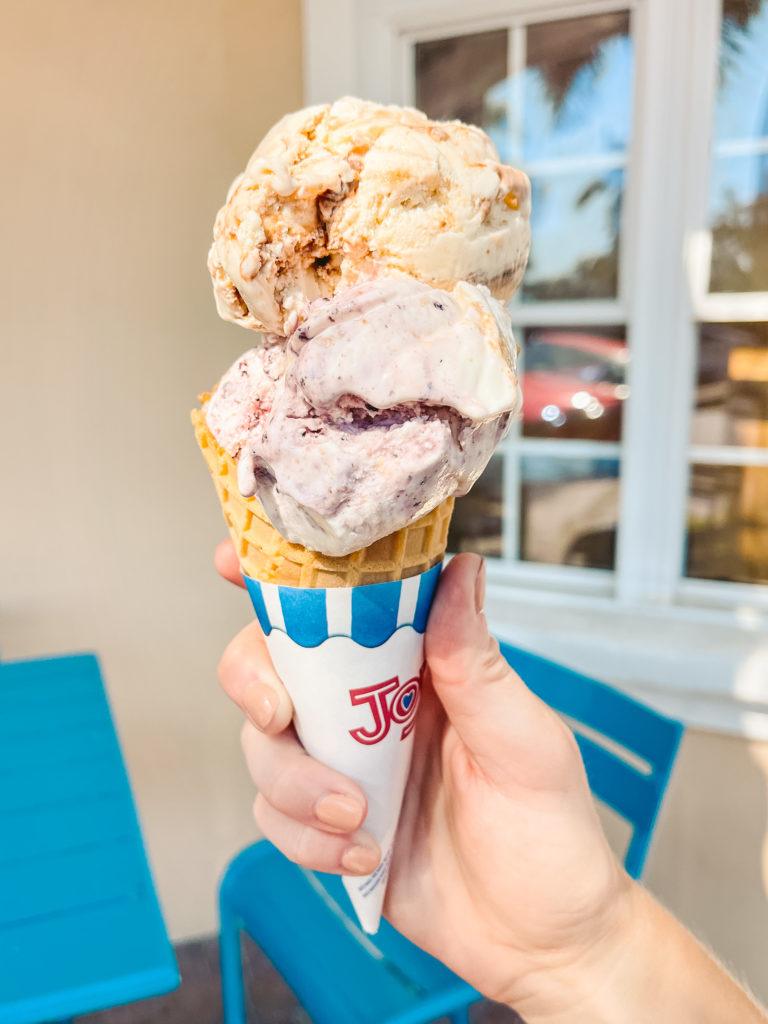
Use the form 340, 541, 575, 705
244, 564, 442, 933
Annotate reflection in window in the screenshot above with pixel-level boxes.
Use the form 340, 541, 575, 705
709, 155, 768, 293
687, 464, 768, 584
525, 169, 624, 300
414, 30, 507, 139
414, 14, 633, 304
709, 0, 768, 293
692, 322, 768, 447
520, 457, 619, 569
520, 12, 632, 301
523, 326, 628, 441
523, 13, 633, 162
448, 455, 503, 558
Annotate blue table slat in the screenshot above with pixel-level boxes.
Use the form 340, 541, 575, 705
4, 730, 116, 773
0, 796, 132, 863
0, 653, 179, 1024
1, 756, 124, 811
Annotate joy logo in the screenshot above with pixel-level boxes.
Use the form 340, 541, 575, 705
348, 673, 421, 746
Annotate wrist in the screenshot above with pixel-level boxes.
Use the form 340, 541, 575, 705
511, 880, 768, 1024
510, 875, 652, 1024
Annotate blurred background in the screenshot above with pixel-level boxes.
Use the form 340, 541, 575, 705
2, 0, 768, 1012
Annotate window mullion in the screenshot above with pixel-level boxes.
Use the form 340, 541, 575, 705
668, 0, 723, 598
613, 0, 708, 604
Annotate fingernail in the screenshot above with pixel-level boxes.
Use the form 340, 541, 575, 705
341, 842, 380, 875
247, 683, 278, 730
315, 793, 365, 831
474, 557, 486, 614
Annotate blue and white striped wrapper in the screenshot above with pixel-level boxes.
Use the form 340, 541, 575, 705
243, 562, 442, 934
244, 562, 441, 649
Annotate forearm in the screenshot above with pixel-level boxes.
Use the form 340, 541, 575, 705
517, 884, 767, 1024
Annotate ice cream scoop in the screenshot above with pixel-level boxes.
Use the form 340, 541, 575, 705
204, 276, 520, 555
208, 97, 531, 336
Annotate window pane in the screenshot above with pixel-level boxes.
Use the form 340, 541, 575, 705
520, 457, 619, 569
524, 168, 623, 300
709, 0, 768, 293
448, 454, 504, 558
687, 463, 768, 584
413, 15, 633, 303
715, 0, 768, 143
522, 326, 628, 440
414, 30, 508, 142
523, 12, 633, 162
692, 322, 768, 446
708, 154, 768, 293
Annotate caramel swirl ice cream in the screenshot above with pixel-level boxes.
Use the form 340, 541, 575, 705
208, 97, 531, 336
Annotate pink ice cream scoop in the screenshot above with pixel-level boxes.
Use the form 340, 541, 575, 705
205, 275, 521, 556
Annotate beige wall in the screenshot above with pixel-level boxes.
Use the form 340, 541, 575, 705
1, 0, 302, 939
2, 0, 768, 1008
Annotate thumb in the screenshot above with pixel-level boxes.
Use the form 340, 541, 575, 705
425, 554, 564, 786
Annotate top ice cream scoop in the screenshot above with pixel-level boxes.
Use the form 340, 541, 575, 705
208, 97, 531, 336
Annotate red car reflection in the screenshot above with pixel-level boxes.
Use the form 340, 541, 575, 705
522, 330, 629, 442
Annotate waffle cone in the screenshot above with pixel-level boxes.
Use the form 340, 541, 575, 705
192, 404, 453, 588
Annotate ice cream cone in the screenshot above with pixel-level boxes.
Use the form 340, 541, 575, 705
193, 402, 451, 932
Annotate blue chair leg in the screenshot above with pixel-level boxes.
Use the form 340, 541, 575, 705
219, 897, 247, 1024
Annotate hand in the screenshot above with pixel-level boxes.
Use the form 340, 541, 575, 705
215, 542, 767, 1023
216, 544, 627, 1015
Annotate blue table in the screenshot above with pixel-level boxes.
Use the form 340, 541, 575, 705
0, 654, 179, 1024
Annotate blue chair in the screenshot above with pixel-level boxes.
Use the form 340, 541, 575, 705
218, 642, 684, 1024
0, 654, 179, 1024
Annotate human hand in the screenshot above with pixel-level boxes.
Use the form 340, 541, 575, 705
215, 543, 635, 1020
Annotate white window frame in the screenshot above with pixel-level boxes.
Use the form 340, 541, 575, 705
302, 0, 768, 737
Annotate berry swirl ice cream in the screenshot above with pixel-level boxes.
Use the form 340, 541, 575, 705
204, 276, 520, 555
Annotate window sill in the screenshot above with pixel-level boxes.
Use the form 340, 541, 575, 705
484, 565, 768, 741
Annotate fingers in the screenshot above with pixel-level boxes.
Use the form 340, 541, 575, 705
426, 554, 567, 787
240, 721, 368, 833
218, 620, 293, 734
253, 795, 381, 875
242, 724, 380, 874
215, 539, 245, 588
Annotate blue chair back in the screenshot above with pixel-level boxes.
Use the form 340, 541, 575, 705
499, 642, 684, 878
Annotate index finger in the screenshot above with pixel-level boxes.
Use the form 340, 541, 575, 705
218, 619, 294, 735
215, 538, 246, 588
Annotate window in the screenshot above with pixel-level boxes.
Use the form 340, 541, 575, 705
410, 0, 768, 603
686, 1, 768, 587
415, 11, 633, 585
305, 0, 768, 612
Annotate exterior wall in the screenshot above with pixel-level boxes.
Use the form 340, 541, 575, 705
0, 0, 302, 939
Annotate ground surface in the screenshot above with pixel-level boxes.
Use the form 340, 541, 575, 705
78, 936, 524, 1023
